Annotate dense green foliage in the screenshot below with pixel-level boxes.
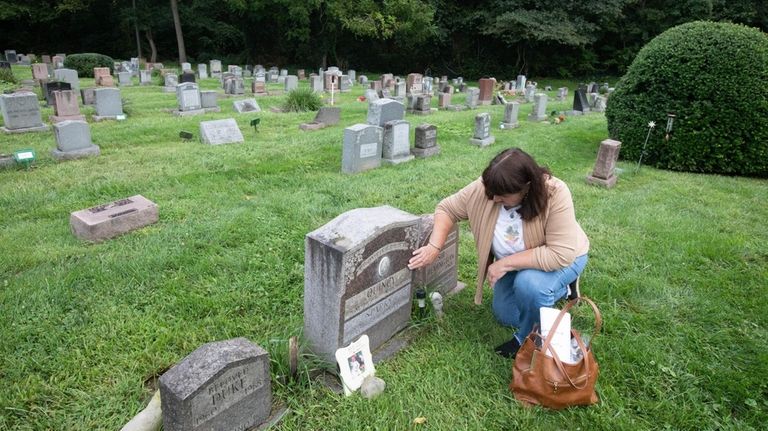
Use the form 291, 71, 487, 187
63, 53, 114, 78
606, 21, 768, 177
281, 88, 323, 112
1, 64, 767, 430
1, 1, 767, 77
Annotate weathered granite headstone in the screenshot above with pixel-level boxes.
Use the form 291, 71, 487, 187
411, 95, 431, 115
516, 75, 526, 91
117, 71, 132, 86
586, 139, 621, 188
42, 81, 71, 106
139, 70, 152, 85
465, 87, 479, 109
158, 337, 271, 431
224, 77, 244, 95
199, 118, 244, 145
364, 89, 380, 103
437, 92, 451, 109
181, 62, 191, 72
347, 70, 356, 84
382, 120, 413, 165
0, 92, 48, 133
299, 107, 340, 130
233, 98, 261, 113
93, 88, 125, 121
32, 63, 49, 82
310, 75, 323, 93
557, 87, 568, 101
285, 75, 298, 92
50, 68, 78, 91
412, 214, 463, 295
304, 206, 421, 363
209, 60, 222, 78
367, 99, 405, 127
51, 120, 100, 160
198, 64, 208, 79
94, 67, 114, 87
163, 74, 178, 92
469, 113, 494, 147
524, 84, 535, 103
52, 55, 64, 68
406, 73, 423, 95
528, 93, 548, 122
501, 101, 520, 129
359, 75, 368, 85
339, 75, 350, 92
174, 82, 203, 116
342, 124, 383, 174
297, 69, 306, 80
4, 50, 17, 63
478, 78, 496, 105
51, 90, 86, 122
412, 124, 439, 158
200, 91, 220, 112
593, 95, 607, 113
252, 74, 268, 95
80, 87, 96, 105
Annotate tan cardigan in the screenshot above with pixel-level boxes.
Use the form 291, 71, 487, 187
435, 176, 589, 305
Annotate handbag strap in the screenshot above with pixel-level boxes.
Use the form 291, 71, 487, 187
538, 296, 602, 389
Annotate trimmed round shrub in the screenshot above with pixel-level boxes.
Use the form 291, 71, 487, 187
606, 21, 768, 177
282, 88, 323, 112
63, 53, 114, 78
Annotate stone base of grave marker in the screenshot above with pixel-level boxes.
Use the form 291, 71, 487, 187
411, 146, 440, 158
50, 114, 86, 123
172, 108, 205, 117
299, 122, 326, 131
445, 105, 466, 111
92, 114, 125, 122
163, 86, 176, 93
70, 195, 158, 242
203, 106, 221, 113
51, 144, 101, 161
527, 113, 547, 122
501, 121, 519, 129
469, 136, 495, 147
0, 124, 50, 134
563, 110, 584, 116
585, 174, 618, 188
382, 154, 415, 166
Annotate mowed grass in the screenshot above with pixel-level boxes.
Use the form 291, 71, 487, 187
1, 64, 767, 430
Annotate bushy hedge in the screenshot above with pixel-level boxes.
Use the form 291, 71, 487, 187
63, 53, 114, 78
606, 21, 768, 177
282, 88, 323, 112
0, 67, 16, 84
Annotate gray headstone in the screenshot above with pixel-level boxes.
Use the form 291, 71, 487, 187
339, 75, 350, 92
412, 124, 440, 158
359, 75, 368, 85
304, 206, 421, 362
94, 88, 124, 118
342, 123, 383, 174
524, 85, 535, 103
118, 71, 132, 86
210, 60, 222, 78
347, 70, 356, 84
413, 94, 431, 114
233, 98, 261, 113
593, 95, 607, 113
285, 75, 298, 92
181, 62, 191, 72
528, 93, 548, 121
310, 75, 324, 93
365, 89, 380, 103
382, 120, 413, 165
314, 106, 340, 125
516, 75, 526, 90
158, 338, 271, 431
225, 77, 244, 95
164, 73, 178, 89
199, 118, 244, 145
469, 113, 495, 147
557, 87, 568, 101
70, 195, 157, 241
176, 82, 202, 111
366, 99, 405, 127
198, 64, 208, 79
465, 87, 479, 109
501, 102, 520, 129
200, 91, 218, 110
139, 70, 152, 85
51, 120, 99, 160
0, 92, 46, 131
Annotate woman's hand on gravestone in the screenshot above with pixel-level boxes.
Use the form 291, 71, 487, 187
408, 244, 440, 270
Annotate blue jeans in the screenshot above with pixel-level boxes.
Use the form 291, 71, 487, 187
491, 254, 588, 343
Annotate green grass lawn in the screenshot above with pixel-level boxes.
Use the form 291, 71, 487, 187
1, 65, 767, 430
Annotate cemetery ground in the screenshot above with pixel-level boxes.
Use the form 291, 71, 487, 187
1, 64, 767, 430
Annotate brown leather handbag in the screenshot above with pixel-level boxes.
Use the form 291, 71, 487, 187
510, 297, 602, 409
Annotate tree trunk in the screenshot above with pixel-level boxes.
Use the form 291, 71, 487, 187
132, 0, 141, 59
169, 0, 187, 63
145, 30, 157, 64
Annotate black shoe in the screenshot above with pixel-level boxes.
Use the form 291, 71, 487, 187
494, 337, 521, 358
567, 276, 581, 301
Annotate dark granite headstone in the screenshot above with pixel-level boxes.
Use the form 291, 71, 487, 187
0, 61, 10, 70
42, 81, 72, 106
304, 206, 421, 363
412, 124, 440, 158
573, 89, 589, 112
180, 72, 196, 83
412, 214, 462, 296
159, 337, 271, 431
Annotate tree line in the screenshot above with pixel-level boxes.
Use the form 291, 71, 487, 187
1, 0, 766, 78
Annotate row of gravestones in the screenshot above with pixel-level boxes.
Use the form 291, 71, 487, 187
343, 99, 440, 173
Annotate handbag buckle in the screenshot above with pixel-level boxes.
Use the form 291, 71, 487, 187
553, 381, 559, 394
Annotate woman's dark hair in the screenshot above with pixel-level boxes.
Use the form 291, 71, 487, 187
481, 148, 551, 220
